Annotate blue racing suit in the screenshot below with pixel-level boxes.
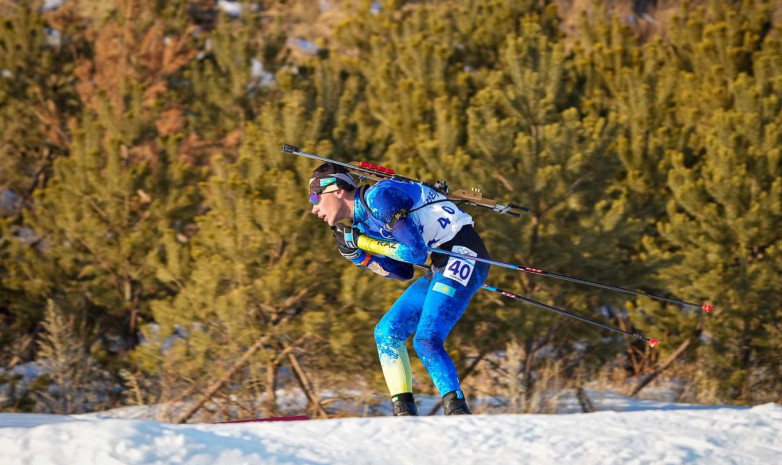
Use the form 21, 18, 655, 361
343, 179, 490, 397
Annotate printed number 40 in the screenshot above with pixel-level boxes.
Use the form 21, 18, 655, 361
438, 207, 455, 229
448, 260, 471, 280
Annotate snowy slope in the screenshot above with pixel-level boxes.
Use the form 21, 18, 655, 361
1, 403, 780, 465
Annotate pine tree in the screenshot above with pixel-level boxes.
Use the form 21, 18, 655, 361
645, 75, 782, 403
334, 0, 546, 177
462, 13, 627, 408
2, 110, 203, 358
2, 0, 207, 375
569, 3, 695, 379
612, 2, 777, 401
183, 7, 265, 157
631, 0, 782, 404
1, 1, 84, 366
0, 1, 81, 201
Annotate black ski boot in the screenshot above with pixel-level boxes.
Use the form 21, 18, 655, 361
442, 390, 472, 415
391, 392, 418, 416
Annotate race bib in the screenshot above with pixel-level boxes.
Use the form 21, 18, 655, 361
442, 246, 477, 286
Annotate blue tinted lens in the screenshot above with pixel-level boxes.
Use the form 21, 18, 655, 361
309, 181, 338, 205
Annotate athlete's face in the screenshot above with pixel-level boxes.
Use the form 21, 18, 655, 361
310, 185, 350, 226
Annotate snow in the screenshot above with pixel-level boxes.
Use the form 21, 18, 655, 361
42, 0, 66, 12
294, 38, 320, 56
250, 58, 275, 89
1, 401, 780, 464
0, 188, 20, 215
217, 0, 241, 18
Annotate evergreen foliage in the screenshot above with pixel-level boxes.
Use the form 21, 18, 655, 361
1, 0, 781, 415
643, 10, 782, 401
3, 112, 203, 357
462, 12, 627, 408
0, 1, 82, 201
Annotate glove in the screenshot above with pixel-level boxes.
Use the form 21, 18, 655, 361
332, 223, 362, 261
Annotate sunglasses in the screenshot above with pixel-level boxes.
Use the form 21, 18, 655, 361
309, 180, 338, 205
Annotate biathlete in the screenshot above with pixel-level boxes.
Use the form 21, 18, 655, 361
308, 162, 490, 415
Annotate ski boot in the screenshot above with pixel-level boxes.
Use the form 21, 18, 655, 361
442, 390, 472, 415
391, 392, 418, 416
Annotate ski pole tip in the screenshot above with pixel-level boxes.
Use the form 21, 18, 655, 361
702, 304, 714, 313
648, 339, 660, 348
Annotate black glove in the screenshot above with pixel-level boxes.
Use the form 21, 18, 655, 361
332, 223, 362, 261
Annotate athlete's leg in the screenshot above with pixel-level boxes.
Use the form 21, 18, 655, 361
374, 272, 431, 395
412, 260, 489, 396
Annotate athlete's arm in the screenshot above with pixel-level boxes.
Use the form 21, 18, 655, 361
347, 215, 426, 280
333, 222, 415, 281
345, 182, 430, 280
351, 249, 415, 281
364, 184, 429, 265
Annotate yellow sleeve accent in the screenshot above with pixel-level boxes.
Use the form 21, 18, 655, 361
356, 235, 402, 259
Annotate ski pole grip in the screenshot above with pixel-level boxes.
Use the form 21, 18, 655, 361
282, 144, 300, 153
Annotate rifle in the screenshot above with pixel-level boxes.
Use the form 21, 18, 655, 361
281, 144, 528, 217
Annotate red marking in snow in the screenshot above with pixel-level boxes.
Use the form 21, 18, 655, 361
648, 339, 660, 348
702, 304, 714, 313
216, 415, 309, 424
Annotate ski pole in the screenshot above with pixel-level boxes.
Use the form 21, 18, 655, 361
482, 283, 660, 347
413, 264, 659, 347
428, 248, 714, 312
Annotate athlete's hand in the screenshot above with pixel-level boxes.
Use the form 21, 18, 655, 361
332, 223, 362, 260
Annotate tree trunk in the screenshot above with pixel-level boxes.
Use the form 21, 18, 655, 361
628, 338, 691, 397
576, 386, 596, 413
174, 336, 266, 424
288, 350, 328, 418
262, 363, 279, 417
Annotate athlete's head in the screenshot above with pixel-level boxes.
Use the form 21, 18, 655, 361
309, 162, 357, 226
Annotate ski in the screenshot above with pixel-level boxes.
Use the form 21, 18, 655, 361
282, 144, 529, 217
